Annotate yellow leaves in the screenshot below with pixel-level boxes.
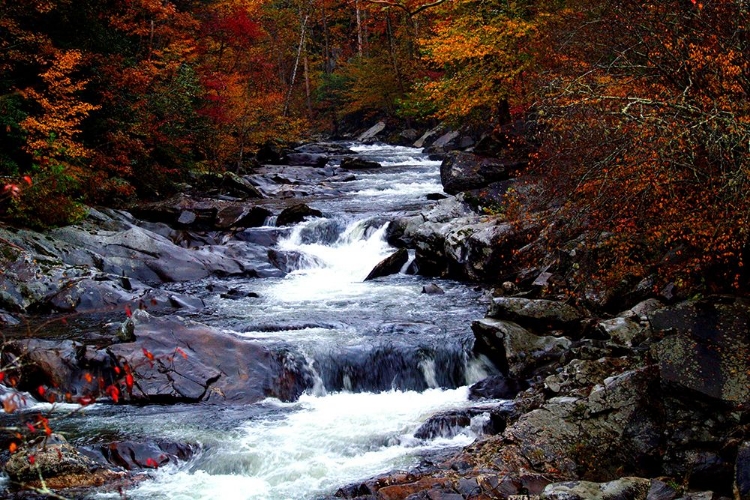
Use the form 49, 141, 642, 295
20, 49, 100, 164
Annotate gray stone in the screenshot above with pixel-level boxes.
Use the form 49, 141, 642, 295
472, 318, 571, 379
597, 317, 648, 346
357, 121, 386, 142
440, 151, 515, 194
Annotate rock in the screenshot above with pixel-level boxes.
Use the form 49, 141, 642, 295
222, 172, 264, 198
414, 125, 444, 149
736, 442, 750, 500
649, 298, 750, 406
107, 314, 314, 403
544, 357, 634, 397
255, 141, 288, 164
421, 283, 445, 295
286, 152, 330, 167
10, 314, 315, 405
268, 249, 323, 273
357, 121, 386, 142
414, 411, 472, 439
96, 440, 196, 470
340, 157, 382, 170
426, 193, 448, 201
364, 248, 408, 281
424, 130, 460, 157
597, 317, 649, 346
488, 296, 584, 331
276, 203, 323, 226
177, 210, 197, 226
468, 374, 523, 400
472, 318, 572, 379
647, 478, 681, 500
215, 205, 272, 229
541, 477, 651, 500
5, 435, 95, 483
440, 151, 521, 194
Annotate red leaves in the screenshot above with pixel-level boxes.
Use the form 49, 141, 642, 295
106, 384, 120, 403
144, 457, 159, 468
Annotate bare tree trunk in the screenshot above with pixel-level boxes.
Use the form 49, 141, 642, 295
303, 53, 313, 118
355, 0, 363, 57
284, 13, 309, 116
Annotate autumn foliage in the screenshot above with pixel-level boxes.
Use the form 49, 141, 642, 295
0, 0, 748, 294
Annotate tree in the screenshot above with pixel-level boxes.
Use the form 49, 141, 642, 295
528, 0, 750, 295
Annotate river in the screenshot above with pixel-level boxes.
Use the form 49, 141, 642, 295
6, 144, 499, 499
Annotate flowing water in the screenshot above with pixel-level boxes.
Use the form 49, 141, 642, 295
6, 144, 498, 499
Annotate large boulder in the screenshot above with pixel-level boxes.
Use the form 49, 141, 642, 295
357, 121, 386, 143
440, 151, 520, 194
472, 318, 572, 379
9, 313, 315, 405
364, 248, 408, 281
276, 203, 323, 226
648, 297, 750, 406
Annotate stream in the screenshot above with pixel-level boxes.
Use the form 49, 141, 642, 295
4, 144, 500, 499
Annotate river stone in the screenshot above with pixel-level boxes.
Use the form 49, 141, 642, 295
364, 248, 408, 281
97, 440, 196, 470
488, 296, 584, 331
648, 298, 750, 406
472, 318, 572, 379
276, 203, 323, 226
468, 374, 523, 400
286, 152, 329, 167
339, 157, 382, 170
422, 283, 445, 294
541, 477, 651, 500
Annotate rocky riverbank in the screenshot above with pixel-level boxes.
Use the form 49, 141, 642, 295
0, 128, 748, 499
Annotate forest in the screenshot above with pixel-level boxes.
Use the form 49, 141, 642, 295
1, 0, 749, 294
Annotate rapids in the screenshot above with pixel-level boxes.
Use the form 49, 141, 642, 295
5, 144, 501, 499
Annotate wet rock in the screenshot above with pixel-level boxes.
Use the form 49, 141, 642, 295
648, 298, 750, 406
472, 318, 572, 379
487, 297, 584, 332
421, 283, 445, 295
541, 477, 651, 500
425, 193, 448, 201
276, 203, 323, 226
414, 411, 472, 439
268, 249, 322, 274
440, 151, 519, 194
340, 157, 382, 170
736, 442, 750, 500
96, 440, 196, 470
215, 205, 272, 229
107, 313, 314, 403
468, 374, 523, 400
364, 248, 408, 281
